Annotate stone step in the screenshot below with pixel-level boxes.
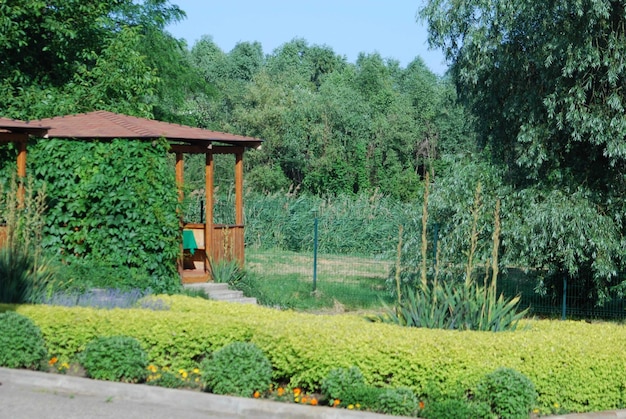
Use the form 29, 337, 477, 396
182, 282, 256, 305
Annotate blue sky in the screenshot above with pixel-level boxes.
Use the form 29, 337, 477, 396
165, 0, 448, 76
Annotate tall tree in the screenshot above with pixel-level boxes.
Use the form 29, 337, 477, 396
420, 0, 626, 300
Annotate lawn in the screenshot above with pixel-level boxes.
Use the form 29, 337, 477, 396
244, 249, 393, 311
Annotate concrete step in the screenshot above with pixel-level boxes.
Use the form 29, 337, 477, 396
183, 282, 256, 305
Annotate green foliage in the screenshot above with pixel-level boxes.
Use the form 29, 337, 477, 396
209, 258, 246, 285
421, 398, 492, 419
0, 176, 57, 303
321, 366, 366, 403
30, 139, 181, 293
475, 367, 537, 419
377, 387, 419, 416
11, 296, 626, 413
200, 341, 272, 397
0, 311, 48, 370
79, 335, 148, 383
146, 370, 188, 389
420, 0, 626, 300
51, 260, 169, 294
379, 281, 527, 331
321, 366, 416, 413
506, 188, 623, 305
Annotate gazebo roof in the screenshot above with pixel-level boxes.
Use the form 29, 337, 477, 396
37, 110, 262, 148
0, 117, 49, 137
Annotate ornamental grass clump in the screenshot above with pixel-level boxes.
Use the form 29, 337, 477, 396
79, 335, 148, 383
0, 176, 56, 304
380, 180, 527, 331
200, 341, 272, 397
0, 311, 48, 370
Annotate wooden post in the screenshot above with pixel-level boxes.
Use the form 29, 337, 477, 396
234, 151, 244, 266
235, 151, 244, 225
205, 150, 214, 273
175, 153, 184, 203
175, 152, 184, 277
16, 137, 27, 207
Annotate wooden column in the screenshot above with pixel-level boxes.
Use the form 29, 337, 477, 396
16, 137, 27, 207
205, 150, 214, 273
235, 151, 244, 225
175, 152, 184, 277
175, 152, 184, 203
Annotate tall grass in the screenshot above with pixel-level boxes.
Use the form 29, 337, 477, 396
183, 189, 424, 257
0, 176, 57, 303
379, 182, 527, 331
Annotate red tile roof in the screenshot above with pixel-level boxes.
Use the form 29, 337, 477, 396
0, 117, 49, 137
37, 111, 262, 147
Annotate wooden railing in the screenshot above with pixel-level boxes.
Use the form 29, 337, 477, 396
182, 223, 245, 270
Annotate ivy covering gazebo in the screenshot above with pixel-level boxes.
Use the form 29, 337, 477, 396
2, 111, 262, 283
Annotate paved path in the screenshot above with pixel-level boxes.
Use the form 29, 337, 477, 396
0, 368, 405, 419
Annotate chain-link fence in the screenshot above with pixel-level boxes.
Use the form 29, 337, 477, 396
189, 194, 626, 318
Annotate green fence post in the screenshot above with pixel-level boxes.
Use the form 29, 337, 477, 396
561, 275, 567, 320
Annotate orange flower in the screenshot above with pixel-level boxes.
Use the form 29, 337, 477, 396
48, 357, 58, 366
277, 387, 285, 397
253, 391, 261, 398
419, 400, 425, 410
332, 399, 341, 407
310, 398, 318, 406
301, 396, 308, 404
293, 388, 301, 397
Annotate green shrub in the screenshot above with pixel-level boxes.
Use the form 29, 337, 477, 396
80, 335, 148, 383
147, 370, 187, 389
321, 366, 366, 404
209, 258, 246, 284
0, 311, 48, 369
475, 367, 537, 419
377, 387, 419, 416
11, 296, 626, 414
421, 398, 493, 419
200, 341, 272, 397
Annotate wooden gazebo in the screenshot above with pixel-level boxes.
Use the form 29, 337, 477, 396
0, 118, 49, 244
2, 111, 262, 283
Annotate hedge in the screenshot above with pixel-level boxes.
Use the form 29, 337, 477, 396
3, 296, 626, 414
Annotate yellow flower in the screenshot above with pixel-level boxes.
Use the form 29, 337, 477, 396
147, 365, 158, 373
192, 368, 200, 374
60, 362, 69, 370
533, 408, 540, 414
348, 404, 354, 410
178, 369, 188, 379
554, 403, 560, 409
355, 403, 361, 409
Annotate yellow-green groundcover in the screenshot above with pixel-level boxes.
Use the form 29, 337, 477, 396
3, 295, 626, 414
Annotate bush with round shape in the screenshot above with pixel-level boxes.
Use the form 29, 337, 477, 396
475, 367, 537, 419
0, 311, 48, 369
321, 366, 366, 404
377, 387, 419, 416
80, 335, 148, 383
200, 341, 272, 397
